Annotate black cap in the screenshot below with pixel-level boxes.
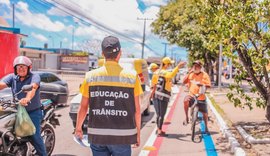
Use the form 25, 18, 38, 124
101, 36, 121, 54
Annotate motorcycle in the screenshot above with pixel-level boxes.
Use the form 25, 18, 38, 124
0, 85, 61, 156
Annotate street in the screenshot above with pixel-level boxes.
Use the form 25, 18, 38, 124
51, 84, 230, 156
51, 96, 157, 156
1, 1, 270, 155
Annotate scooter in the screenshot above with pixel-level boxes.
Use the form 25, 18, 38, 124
0, 85, 61, 156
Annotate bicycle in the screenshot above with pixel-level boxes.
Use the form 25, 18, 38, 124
190, 94, 205, 143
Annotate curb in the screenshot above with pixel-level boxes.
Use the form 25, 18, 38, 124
69, 93, 78, 97
236, 125, 270, 144
207, 95, 246, 156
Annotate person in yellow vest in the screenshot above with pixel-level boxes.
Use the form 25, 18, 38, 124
149, 63, 159, 105
182, 60, 211, 133
149, 63, 159, 82
151, 57, 186, 136
74, 36, 143, 156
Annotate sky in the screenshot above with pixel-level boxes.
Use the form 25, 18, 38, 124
0, 0, 187, 60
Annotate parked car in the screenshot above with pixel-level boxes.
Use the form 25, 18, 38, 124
0, 71, 69, 106
69, 58, 151, 129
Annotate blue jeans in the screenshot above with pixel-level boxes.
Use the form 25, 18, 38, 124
90, 144, 131, 156
28, 109, 47, 156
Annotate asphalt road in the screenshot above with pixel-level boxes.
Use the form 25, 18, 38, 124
50, 84, 231, 156
51, 96, 157, 156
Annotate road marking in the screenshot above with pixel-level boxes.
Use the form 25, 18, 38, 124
139, 86, 183, 156
199, 112, 218, 156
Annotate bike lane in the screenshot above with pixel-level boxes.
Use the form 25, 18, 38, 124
139, 86, 221, 156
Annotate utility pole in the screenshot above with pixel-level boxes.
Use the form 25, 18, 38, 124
72, 26, 74, 51
60, 41, 62, 55
162, 42, 168, 57
137, 18, 153, 59
12, 3, 15, 27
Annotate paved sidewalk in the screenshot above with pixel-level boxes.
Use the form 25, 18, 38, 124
209, 87, 269, 155
141, 86, 232, 156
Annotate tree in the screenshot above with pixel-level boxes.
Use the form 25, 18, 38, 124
151, 0, 218, 82
216, 0, 270, 121
153, 0, 270, 121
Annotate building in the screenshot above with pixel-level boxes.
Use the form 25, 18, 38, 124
0, 17, 22, 78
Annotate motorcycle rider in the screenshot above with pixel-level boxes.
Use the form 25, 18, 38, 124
0, 56, 47, 156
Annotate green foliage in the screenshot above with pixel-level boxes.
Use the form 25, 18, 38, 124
151, 0, 218, 64
152, 0, 270, 113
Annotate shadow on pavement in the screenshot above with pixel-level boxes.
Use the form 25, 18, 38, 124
141, 112, 155, 129
165, 133, 191, 142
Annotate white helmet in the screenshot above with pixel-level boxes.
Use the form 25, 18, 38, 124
13, 56, 32, 75
13, 56, 32, 67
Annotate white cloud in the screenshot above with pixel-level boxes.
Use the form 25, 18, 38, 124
16, 2, 65, 32
0, 0, 11, 19
31, 32, 48, 42
0, 0, 10, 5
141, 0, 167, 6
47, 6, 69, 17
75, 25, 107, 40
62, 0, 161, 40
63, 38, 68, 42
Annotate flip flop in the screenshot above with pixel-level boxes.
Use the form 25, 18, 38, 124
158, 131, 168, 137
182, 120, 189, 126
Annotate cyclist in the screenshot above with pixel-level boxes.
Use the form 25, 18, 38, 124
182, 60, 211, 133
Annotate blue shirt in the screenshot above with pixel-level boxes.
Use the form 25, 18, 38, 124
3, 72, 42, 112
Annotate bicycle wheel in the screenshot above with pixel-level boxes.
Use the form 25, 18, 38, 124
191, 106, 199, 142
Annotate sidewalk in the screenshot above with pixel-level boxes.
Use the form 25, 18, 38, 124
141, 86, 232, 156
209, 87, 270, 155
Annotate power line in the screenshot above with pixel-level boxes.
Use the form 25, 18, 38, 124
41, 0, 141, 44
27, 0, 65, 40
35, 0, 160, 55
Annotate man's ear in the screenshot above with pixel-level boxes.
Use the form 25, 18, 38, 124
116, 50, 122, 61
29, 65, 33, 70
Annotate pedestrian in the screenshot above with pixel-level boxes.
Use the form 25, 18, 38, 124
182, 60, 211, 133
74, 36, 142, 156
0, 56, 47, 156
148, 63, 159, 80
149, 63, 159, 105
151, 57, 186, 136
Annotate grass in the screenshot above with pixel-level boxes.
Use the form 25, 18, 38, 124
207, 94, 233, 127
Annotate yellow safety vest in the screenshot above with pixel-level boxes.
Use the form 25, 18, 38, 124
80, 61, 142, 144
